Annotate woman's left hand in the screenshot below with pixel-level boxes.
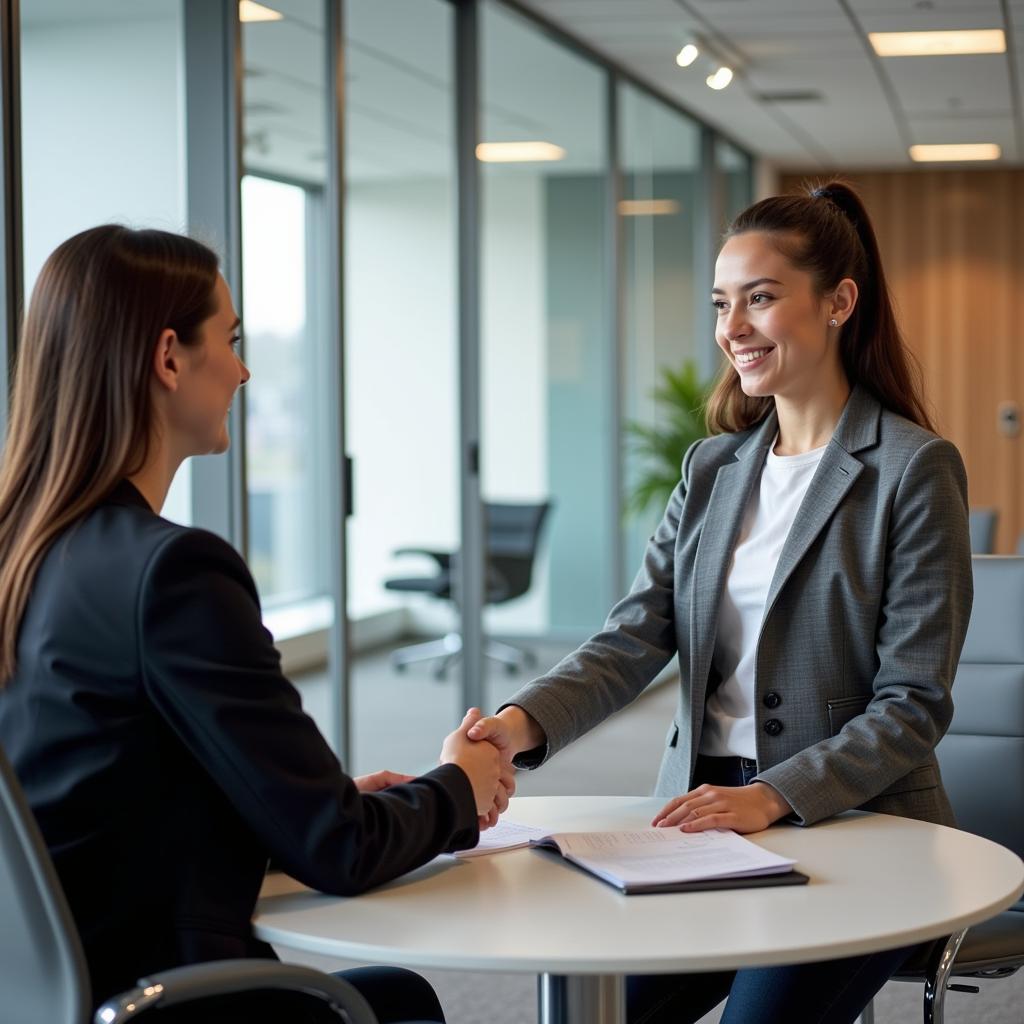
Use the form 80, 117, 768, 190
652, 781, 792, 834
354, 770, 416, 793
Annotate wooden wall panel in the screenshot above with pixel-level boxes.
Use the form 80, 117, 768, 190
780, 170, 1024, 553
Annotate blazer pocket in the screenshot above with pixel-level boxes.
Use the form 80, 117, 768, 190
826, 694, 871, 735
876, 764, 938, 798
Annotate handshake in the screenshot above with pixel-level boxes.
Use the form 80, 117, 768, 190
440, 708, 519, 830
355, 706, 545, 831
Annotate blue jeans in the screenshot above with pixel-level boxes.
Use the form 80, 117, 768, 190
627, 754, 917, 1024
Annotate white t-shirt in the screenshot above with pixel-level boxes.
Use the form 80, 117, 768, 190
699, 438, 828, 760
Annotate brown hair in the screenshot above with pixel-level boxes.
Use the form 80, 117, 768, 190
0, 225, 219, 684
705, 180, 933, 435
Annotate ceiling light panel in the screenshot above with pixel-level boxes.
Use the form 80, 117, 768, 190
869, 29, 1005, 57
619, 199, 681, 216
239, 1, 283, 23
475, 142, 566, 163
909, 143, 1001, 161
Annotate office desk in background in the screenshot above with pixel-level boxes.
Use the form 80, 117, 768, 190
255, 796, 1024, 1024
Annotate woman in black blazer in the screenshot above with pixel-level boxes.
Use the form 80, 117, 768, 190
0, 226, 508, 1023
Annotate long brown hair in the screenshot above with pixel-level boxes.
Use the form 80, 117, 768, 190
705, 180, 933, 435
0, 225, 219, 684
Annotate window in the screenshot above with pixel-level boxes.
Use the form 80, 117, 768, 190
242, 3, 332, 615
241, 175, 329, 607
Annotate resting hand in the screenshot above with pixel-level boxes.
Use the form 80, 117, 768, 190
354, 770, 415, 793
440, 708, 503, 816
652, 782, 792, 834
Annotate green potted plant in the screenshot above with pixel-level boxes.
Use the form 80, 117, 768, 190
624, 359, 711, 519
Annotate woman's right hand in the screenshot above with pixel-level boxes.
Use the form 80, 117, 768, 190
440, 708, 503, 815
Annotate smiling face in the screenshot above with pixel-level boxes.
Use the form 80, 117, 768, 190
168, 274, 250, 456
713, 231, 847, 403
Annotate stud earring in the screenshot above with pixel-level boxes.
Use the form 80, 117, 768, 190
829, 318, 839, 327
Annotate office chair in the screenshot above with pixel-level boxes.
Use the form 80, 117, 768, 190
385, 501, 552, 679
968, 507, 998, 554
871, 555, 1024, 1024
0, 744, 379, 1024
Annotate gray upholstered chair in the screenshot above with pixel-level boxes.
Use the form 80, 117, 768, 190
968, 507, 998, 554
0, 744, 378, 1024
880, 555, 1024, 1023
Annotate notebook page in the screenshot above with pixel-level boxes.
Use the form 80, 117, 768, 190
550, 828, 796, 885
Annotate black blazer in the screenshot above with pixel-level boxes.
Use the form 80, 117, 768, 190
0, 481, 478, 1007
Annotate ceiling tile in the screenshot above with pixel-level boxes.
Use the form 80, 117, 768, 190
905, 115, 1017, 156
849, 0, 1002, 18
883, 53, 1012, 114
689, 0, 847, 16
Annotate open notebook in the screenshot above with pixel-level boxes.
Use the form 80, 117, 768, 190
455, 819, 808, 894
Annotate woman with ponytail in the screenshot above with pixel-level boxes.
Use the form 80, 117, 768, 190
468, 181, 973, 1022
0, 226, 509, 1023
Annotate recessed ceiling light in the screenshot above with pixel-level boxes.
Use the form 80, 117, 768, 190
676, 44, 699, 68
869, 29, 1005, 57
706, 66, 733, 90
619, 199, 681, 216
909, 143, 1001, 162
239, 1, 283, 23
475, 142, 566, 163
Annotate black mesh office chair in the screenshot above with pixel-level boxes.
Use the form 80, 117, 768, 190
0, 744, 379, 1024
385, 501, 552, 679
878, 555, 1024, 1024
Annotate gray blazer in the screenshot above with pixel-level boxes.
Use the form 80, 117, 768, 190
508, 385, 973, 827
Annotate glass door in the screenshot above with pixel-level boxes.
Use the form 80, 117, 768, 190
342, 0, 462, 775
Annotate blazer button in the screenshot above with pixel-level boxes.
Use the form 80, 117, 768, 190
764, 719, 783, 737
763, 692, 781, 709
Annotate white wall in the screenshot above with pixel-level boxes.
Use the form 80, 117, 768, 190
345, 177, 459, 626
21, 5, 192, 523
481, 171, 549, 635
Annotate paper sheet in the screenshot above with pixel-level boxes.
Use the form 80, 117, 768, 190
453, 818, 548, 858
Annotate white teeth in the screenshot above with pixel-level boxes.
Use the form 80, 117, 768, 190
736, 348, 771, 365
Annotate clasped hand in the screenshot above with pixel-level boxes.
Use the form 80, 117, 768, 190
651, 781, 792, 833
356, 709, 515, 832
440, 708, 516, 830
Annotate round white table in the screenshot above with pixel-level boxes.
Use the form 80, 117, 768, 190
254, 796, 1024, 1024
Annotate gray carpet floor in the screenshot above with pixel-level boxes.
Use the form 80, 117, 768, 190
280, 643, 1023, 1023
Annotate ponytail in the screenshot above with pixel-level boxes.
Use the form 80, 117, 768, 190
705, 180, 933, 435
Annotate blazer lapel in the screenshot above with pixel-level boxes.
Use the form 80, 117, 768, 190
761, 385, 879, 623
688, 412, 776, 711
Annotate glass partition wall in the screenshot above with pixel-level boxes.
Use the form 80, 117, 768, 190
342, 0, 462, 773
240, 0, 338, 745
3, 0, 753, 769
619, 84, 704, 586
479, 1, 614, 709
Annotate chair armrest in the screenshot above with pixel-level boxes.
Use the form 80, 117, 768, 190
393, 547, 454, 569
94, 960, 378, 1024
